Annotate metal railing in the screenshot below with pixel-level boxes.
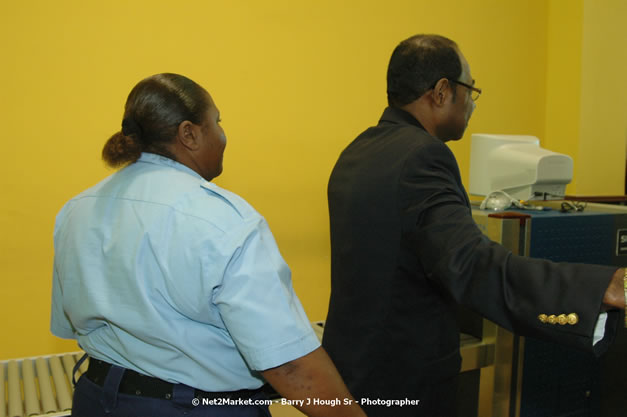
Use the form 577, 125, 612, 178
1, 352, 85, 417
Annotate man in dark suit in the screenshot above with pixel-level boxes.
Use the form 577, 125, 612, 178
322, 34, 626, 417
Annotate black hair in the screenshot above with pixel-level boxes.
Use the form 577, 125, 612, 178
387, 34, 462, 108
102, 73, 210, 167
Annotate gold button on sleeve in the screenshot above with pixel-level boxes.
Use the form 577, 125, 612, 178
567, 313, 579, 325
557, 314, 567, 325
538, 314, 547, 323
548, 315, 557, 325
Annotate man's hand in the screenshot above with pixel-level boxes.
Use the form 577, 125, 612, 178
602, 268, 626, 310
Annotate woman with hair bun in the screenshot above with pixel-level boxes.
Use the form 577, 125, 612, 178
51, 74, 367, 417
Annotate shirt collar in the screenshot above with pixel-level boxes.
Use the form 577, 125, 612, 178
379, 106, 426, 131
137, 153, 204, 181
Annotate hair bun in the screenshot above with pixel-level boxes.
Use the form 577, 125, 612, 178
121, 118, 143, 138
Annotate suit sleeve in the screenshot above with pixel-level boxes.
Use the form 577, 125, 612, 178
399, 140, 619, 355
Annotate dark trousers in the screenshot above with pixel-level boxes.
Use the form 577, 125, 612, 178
71, 363, 271, 417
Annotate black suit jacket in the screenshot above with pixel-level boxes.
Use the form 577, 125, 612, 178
323, 107, 619, 413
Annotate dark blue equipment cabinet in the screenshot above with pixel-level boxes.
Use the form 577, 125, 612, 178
471, 203, 627, 417
517, 208, 627, 417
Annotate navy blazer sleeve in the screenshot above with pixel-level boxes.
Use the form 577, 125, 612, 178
399, 139, 619, 355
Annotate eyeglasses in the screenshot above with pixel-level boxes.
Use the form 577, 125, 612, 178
451, 80, 482, 101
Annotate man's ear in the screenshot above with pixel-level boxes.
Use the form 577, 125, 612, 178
431, 78, 450, 107
176, 120, 200, 150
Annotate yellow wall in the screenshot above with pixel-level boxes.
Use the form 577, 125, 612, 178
546, 0, 627, 195
545, 0, 584, 195
577, 0, 627, 194
0, 0, 603, 359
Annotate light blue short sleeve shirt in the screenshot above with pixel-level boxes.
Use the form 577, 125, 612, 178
51, 153, 320, 391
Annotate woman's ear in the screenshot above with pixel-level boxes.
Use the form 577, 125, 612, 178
176, 120, 200, 150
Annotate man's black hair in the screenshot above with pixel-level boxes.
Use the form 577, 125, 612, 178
387, 34, 462, 108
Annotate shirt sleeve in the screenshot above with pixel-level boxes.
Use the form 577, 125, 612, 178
593, 313, 607, 345
212, 218, 320, 371
50, 264, 76, 339
400, 140, 618, 354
